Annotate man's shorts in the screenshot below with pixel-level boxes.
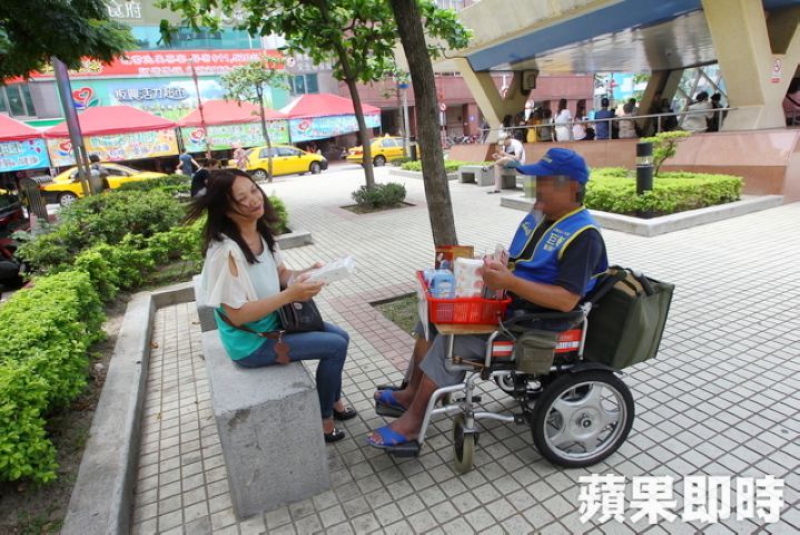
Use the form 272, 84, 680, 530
503, 159, 521, 169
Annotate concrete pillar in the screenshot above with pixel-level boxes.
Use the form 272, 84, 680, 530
453, 57, 527, 142
702, 0, 800, 129
639, 69, 683, 135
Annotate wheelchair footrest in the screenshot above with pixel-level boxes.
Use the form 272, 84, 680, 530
385, 440, 421, 458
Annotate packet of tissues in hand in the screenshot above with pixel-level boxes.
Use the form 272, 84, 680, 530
454, 257, 485, 298
305, 255, 356, 284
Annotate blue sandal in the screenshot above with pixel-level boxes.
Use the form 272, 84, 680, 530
366, 426, 412, 449
374, 389, 407, 418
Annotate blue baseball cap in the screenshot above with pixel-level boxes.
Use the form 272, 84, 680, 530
517, 148, 590, 185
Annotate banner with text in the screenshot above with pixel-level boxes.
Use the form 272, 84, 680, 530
180, 121, 290, 151
289, 114, 381, 142
0, 139, 51, 172
47, 129, 179, 166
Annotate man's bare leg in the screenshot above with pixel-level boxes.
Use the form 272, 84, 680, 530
369, 374, 439, 443
378, 336, 432, 408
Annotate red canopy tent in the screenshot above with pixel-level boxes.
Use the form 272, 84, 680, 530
280, 93, 380, 118
0, 114, 42, 142
44, 105, 176, 138
177, 100, 286, 127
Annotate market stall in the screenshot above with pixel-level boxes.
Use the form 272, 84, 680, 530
0, 115, 51, 173
43, 105, 179, 166
177, 100, 289, 152
280, 93, 381, 142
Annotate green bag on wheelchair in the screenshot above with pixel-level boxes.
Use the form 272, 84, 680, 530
582, 267, 674, 370
514, 330, 559, 375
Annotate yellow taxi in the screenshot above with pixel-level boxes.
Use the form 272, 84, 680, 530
346, 135, 406, 166
40, 163, 166, 206
236, 145, 328, 181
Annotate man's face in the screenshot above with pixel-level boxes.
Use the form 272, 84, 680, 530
534, 175, 578, 218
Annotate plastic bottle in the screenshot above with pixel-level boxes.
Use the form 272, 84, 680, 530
429, 270, 455, 299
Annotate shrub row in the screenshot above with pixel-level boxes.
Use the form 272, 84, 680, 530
400, 159, 488, 173
351, 182, 407, 209
585, 171, 742, 216
0, 271, 105, 483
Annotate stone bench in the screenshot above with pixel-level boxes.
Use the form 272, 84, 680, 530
194, 277, 330, 518
458, 165, 493, 187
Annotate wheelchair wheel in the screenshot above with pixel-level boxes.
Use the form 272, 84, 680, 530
452, 414, 476, 474
532, 370, 634, 468
494, 373, 516, 394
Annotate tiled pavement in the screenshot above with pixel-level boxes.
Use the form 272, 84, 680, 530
131, 165, 800, 534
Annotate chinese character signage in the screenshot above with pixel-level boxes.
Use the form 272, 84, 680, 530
0, 139, 51, 172
289, 114, 381, 142
181, 121, 290, 152
26, 50, 283, 79
46, 129, 179, 167
106, 0, 142, 19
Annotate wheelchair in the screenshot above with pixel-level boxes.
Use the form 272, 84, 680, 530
375, 271, 640, 474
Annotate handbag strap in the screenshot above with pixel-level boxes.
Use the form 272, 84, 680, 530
218, 312, 284, 340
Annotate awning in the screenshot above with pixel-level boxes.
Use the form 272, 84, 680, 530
280, 93, 380, 118
177, 100, 287, 127
0, 114, 42, 142
44, 105, 177, 138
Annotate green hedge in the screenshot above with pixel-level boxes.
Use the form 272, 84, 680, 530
586, 171, 742, 216
114, 174, 190, 196
400, 159, 489, 173
351, 182, 407, 209
0, 271, 104, 483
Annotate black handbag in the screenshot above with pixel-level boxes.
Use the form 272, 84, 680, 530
277, 299, 324, 333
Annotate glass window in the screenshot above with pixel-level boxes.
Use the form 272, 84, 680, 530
305, 74, 319, 94
277, 147, 298, 157
21, 85, 35, 116
7, 86, 25, 116
293, 75, 306, 95
259, 148, 270, 159
106, 167, 128, 176
0, 90, 7, 113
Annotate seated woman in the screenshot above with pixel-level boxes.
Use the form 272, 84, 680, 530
191, 169, 356, 443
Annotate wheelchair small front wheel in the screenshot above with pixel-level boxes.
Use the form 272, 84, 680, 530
532, 370, 634, 468
452, 414, 476, 474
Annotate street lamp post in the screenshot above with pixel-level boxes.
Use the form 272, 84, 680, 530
52, 57, 92, 196
398, 81, 410, 158
636, 141, 654, 218
189, 59, 212, 159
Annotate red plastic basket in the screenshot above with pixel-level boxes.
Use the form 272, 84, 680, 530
417, 271, 511, 326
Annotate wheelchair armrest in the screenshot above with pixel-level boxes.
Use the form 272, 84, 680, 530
502, 309, 585, 329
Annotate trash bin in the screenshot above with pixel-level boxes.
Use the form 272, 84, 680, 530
19, 178, 48, 221
410, 143, 418, 161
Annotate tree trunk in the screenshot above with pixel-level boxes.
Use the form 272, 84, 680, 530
389, 0, 458, 246
339, 58, 376, 190
256, 84, 273, 182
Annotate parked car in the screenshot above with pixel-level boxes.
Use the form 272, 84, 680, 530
234, 145, 328, 181
39, 163, 167, 206
346, 135, 406, 166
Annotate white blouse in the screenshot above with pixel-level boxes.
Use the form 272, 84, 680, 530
200, 235, 284, 310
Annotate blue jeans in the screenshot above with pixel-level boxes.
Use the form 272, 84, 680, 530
236, 322, 349, 419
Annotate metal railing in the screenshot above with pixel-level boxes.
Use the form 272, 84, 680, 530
485, 107, 737, 143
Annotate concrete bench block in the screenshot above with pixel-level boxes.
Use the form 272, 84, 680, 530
499, 170, 520, 190
201, 331, 331, 518
194, 275, 218, 333
458, 165, 493, 186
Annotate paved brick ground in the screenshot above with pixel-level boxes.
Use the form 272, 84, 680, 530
131, 165, 799, 534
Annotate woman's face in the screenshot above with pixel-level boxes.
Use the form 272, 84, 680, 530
227, 175, 264, 224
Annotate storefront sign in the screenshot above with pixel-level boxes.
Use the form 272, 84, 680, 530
106, 0, 142, 19
289, 114, 381, 142
181, 121, 290, 152
114, 87, 190, 102
0, 139, 51, 172
47, 129, 179, 166
26, 50, 283, 79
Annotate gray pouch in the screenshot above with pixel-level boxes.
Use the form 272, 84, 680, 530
514, 330, 558, 375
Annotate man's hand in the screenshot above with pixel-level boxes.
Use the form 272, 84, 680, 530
482, 258, 515, 291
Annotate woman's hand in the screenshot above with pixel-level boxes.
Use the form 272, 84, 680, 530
285, 275, 324, 302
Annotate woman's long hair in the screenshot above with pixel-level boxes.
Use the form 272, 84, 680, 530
185, 168, 280, 264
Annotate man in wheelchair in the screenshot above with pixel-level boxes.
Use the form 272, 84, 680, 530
368, 148, 609, 449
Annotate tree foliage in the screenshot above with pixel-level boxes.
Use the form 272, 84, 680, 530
641, 130, 692, 176
0, 0, 135, 80
221, 56, 289, 181
159, 0, 470, 191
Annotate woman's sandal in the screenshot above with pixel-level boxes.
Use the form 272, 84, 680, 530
333, 407, 358, 421
324, 427, 345, 443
